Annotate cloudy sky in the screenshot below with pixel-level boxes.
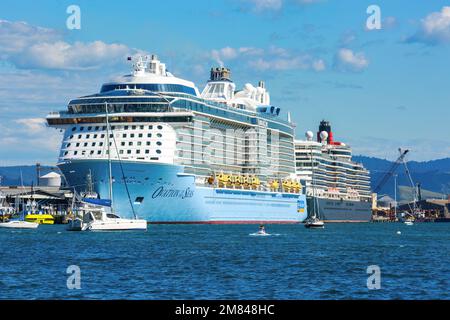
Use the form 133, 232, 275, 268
0, 0, 449, 165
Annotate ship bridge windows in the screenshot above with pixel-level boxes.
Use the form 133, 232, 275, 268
100, 83, 197, 95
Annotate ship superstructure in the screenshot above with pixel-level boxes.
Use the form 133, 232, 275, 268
47, 55, 307, 223
295, 121, 372, 222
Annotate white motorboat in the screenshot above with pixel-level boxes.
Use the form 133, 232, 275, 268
0, 220, 39, 229
404, 220, 414, 226
67, 203, 147, 231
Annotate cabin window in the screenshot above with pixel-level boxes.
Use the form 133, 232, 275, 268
134, 197, 144, 204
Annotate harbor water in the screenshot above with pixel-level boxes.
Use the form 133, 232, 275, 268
0, 223, 449, 300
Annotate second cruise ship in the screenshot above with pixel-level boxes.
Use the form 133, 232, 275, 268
295, 121, 373, 222
46, 55, 307, 224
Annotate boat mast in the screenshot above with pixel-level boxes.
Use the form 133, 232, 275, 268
105, 102, 114, 213
310, 146, 317, 219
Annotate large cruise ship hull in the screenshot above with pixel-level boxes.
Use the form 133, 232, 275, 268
59, 160, 308, 224
308, 197, 372, 222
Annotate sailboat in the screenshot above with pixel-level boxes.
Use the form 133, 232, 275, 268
304, 147, 324, 229
66, 103, 147, 231
0, 172, 39, 229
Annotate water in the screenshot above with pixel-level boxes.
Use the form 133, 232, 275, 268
0, 223, 449, 299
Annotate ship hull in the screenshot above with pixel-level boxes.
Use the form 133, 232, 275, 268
59, 160, 307, 224
308, 197, 372, 222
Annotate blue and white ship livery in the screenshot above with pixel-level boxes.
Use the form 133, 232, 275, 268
47, 55, 307, 223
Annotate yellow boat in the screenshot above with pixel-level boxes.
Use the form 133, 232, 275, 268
25, 214, 55, 225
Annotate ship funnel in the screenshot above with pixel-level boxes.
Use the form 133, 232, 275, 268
210, 67, 232, 82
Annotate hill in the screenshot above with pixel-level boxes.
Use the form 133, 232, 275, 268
353, 156, 450, 200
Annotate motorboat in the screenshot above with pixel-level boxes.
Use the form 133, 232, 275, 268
0, 220, 39, 229
67, 201, 147, 231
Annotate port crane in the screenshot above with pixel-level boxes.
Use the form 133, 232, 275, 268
374, 148, 424, 218
373, 148, 410, 194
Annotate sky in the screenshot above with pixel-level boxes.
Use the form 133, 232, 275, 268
0, 0, 449, 165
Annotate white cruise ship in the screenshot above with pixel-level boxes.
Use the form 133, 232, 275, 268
46, 55, 307, 224
295, 120, 372, 222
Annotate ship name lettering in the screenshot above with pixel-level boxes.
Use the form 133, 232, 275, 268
152, 186, 194, 199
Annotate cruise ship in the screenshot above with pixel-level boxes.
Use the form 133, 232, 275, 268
46, 55, 307, 223
295, 121, 372, 222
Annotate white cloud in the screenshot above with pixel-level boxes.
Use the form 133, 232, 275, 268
333, 48, 369, 72
15, 118, 47, 133
242, 0, 322, 13
312, 59, 326, 71
0, 20, 60, 56
407, 6, 450, 45
0, 117, 62, 165
383, 16, 397, 29
245, 0, 283, 12
13, 41, 130, 70
210, 46, 326, 72
0, 20, 136, 70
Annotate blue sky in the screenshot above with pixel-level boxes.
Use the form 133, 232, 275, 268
0, 0, 449, 165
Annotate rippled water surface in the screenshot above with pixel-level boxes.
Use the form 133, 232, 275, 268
1, 223, 449, 299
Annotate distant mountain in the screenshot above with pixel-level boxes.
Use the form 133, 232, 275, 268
1, 158, 450, 201
354, 156, 450, 200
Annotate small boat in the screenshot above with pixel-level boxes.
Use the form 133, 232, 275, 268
0, 220, 39, 229
24, 213, 55, 225
251, 225, 270, 236
304, 217, 325, 229
67, 201, 147, 231
404, 220, 414, 226
304, 150, 325, 229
